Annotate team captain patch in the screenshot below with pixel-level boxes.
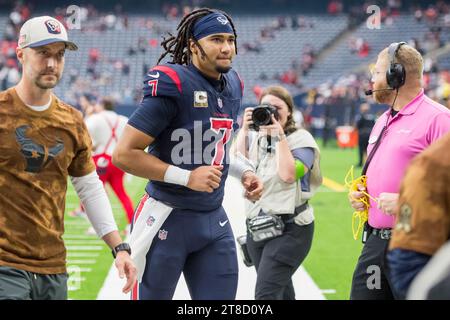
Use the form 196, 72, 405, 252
194, 91, 208, 108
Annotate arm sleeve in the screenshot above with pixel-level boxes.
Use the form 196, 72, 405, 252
128, 96, 178, 138
229, 152, 255, 179
291, 147, 315, 170
70, 171, 118, 238
387, 248, 431, 299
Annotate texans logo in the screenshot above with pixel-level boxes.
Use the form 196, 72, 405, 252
217, 16, 228, 25
45, 20, 61, 34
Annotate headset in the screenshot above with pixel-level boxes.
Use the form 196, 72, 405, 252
365, 42, 407, 96
386, 41, 406, 90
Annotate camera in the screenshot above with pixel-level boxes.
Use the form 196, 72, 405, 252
249, 104, 279, 131
236, 235, 254, 267
247, 214, 285, 242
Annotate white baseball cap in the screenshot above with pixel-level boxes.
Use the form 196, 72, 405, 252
18, 16, 78, 51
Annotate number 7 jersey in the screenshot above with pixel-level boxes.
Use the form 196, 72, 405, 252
128, 63, 244, 211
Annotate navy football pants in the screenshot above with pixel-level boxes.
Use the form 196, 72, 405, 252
134, 206, 238, 300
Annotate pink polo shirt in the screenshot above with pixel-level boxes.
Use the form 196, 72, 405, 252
366, 89, 450, 228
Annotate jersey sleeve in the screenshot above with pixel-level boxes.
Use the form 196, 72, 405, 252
291, 147, 314, 170
128, 96, 178, 138
128, 65, 182, 138
142, 65, 183, 99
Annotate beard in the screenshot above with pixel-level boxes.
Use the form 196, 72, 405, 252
215, 64, 232, 74
373, 82, 395, 104
35, 74, 60, 89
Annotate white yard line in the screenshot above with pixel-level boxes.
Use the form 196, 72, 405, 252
65, 240, 104, 245
67, 252, 100, 258
68, 259, 97, 265
97, 178, 325, 300
66, 245, 103, 251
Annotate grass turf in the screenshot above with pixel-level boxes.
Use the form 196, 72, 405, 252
302, 142, 363, 300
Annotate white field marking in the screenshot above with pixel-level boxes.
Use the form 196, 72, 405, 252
321, 289, 337, 294
63, 225, 91, 229
65, 240, 104, 245
97, 177, 325, 300
66, 246, 103, 251
68, 277, 87, 282
64, 220, 91, 225
67, 252, 100, 258
63, 234, 98, 239
68, 259, 97, 264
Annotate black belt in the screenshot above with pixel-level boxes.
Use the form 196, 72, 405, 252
276, 201, 309, 223
371, 227, 392, 240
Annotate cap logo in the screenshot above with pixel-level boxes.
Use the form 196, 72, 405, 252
45, 19, 61, 34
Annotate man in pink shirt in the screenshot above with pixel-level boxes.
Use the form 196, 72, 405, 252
349, 42, 450, 300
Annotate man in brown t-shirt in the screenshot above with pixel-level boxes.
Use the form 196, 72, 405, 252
387, 131, 450, 299
0, 16, 136, 300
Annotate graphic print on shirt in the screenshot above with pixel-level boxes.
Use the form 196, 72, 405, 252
15, 125, 64, 173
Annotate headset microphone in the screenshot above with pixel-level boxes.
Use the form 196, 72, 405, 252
365, 88, 395, 96
366, 42, 406, 96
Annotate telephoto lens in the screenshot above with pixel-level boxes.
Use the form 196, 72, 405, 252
249, 104, 279, 131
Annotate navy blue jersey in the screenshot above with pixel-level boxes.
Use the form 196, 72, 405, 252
128, 63, 243, 211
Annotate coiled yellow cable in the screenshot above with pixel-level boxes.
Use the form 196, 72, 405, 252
344, 166, 378, 240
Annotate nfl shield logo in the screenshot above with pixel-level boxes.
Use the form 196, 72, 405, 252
158, 229, 168, 240
146, 216, 155, 226
218, 98, 223, 109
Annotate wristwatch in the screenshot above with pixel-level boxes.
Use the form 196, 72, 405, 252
112, 243, 131, 258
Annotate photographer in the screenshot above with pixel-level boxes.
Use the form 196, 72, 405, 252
235, 86, 322, 300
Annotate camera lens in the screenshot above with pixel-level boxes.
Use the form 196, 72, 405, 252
252, 107, 272, 126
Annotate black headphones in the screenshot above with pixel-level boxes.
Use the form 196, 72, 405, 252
386, 42, 406, 90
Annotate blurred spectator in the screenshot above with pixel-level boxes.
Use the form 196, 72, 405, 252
280, 69, 299, 86
425, 5, 439, 23
89, 48, 101, 64
327, 0, 343, 15
138, 37, 147, 53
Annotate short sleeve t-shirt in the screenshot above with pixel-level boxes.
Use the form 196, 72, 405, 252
0, 88, 96, 274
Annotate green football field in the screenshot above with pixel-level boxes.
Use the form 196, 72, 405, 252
64, 141, 362, 300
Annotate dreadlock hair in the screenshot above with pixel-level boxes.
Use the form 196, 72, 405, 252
157, 7, 238, 66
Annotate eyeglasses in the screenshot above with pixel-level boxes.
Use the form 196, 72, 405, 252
369, 67, 383, 76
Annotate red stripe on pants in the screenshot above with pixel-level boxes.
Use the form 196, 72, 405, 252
133, 193, 150, 225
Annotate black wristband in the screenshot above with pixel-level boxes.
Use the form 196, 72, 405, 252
112, 243, 131, 258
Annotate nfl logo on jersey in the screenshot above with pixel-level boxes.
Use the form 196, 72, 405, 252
158, 229, 168, 240
194, 91, 208, 108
